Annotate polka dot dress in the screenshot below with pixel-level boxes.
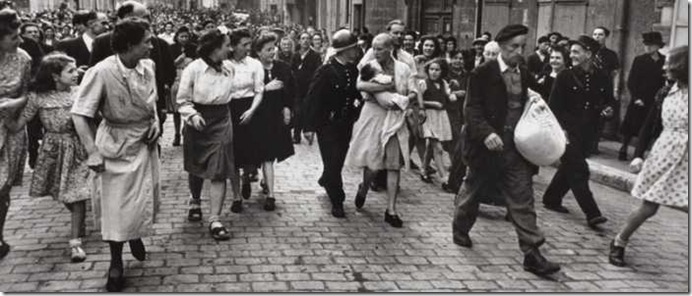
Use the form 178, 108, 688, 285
631, 84, 689, 209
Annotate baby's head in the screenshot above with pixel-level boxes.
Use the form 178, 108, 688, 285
360, 63, 377, 81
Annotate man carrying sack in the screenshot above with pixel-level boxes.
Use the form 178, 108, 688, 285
451, 24, 560, 276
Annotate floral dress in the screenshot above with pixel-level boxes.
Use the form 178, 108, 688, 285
0, 49, 32, 190
21, 89, 90, 204
631, 83, 688, 209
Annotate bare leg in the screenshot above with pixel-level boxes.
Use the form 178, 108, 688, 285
386, 170, 400, 215
70, 201, 86, 239
262, 162, 275, 197
432, 140, 447, 181
0, 186, 10, 243
614, 200, 660, 245
209, 180, 227, 221
231, 169, 241, 201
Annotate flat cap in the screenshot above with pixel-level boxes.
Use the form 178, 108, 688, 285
495, 24, 528, 43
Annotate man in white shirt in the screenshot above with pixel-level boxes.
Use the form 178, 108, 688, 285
56, 11, 108, 68
158, 21, 175, 45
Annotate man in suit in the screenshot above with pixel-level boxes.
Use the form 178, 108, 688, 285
302, 29, 363, 218
90, 0, 175, 132
452, 24, 560, 276
291, 31, 322, 144
526, 35, 550, 79
542, 36, 614, 228
55, 11, 108, 69
463, 38, 487, 72
590, 26, 621, 155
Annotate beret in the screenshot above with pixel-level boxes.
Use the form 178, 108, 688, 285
495, 24, 529, 43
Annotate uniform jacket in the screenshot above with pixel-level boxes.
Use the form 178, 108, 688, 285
302, 57, 362, 132
461, 58, 538, 172
549, 65, 616, 144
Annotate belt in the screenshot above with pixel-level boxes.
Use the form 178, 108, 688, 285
104, 118, 154, 129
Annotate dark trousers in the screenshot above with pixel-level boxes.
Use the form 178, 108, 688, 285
292, 105, 303, 140
542, 136, 603, 220
452, 131, 545, 253
26, 116, 43, 169
447, 126, 467, 193
316, 121, 353, 206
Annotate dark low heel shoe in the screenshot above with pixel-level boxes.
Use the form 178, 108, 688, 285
355, 183, 367, 209
608, 240, 626, 267
129, 239, 146, 261
106, 265, 125, 292
230, 200, 243, 213
384, 210, 403, 228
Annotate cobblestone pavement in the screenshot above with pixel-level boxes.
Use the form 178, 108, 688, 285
0, 121, 688, 292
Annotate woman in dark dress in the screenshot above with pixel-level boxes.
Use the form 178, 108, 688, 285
168, 26, 197, 146
619, 32, 666, 161
252, 33, 295, 211
536, 45, 570, 103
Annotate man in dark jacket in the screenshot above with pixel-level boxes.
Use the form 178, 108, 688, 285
526, 35, 550, 79
55, 11, 108, 68
302, 29, 362, 218
452, 24, 560, 276
90, 1, 175, 131
542, 36, 614, 228
618, 32, 666, 161
291, 31, 322, 144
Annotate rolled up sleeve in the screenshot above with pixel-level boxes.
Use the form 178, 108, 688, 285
71, 67, 104, 118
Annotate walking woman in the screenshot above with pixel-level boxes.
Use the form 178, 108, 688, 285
177, 28, 240, 239
0, 8, 31, 260
71, 18, 161, 292
609, 46, 688, 267
168, 26, 197, 147
253, 33, 295, 211
228, 28, 265, 205
5, 53, 90, 262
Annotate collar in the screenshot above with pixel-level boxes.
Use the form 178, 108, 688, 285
81, 33, 93, 45
116, 55, 146, 76
498, 54, 518, 73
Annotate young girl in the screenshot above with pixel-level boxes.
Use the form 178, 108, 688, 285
418, 58, 456, 189
6, 53, 91, 263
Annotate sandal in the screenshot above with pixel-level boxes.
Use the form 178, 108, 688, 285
209, 222, 231, 241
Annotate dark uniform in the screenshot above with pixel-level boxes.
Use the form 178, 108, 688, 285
303, 57, 362, 207
542, 65, 615, 221
591, 45, 620, 153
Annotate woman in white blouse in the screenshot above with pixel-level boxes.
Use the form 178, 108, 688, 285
228, 28, 265, 208
176, 29, 240, 241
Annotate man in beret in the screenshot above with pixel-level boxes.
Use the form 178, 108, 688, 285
302, 29, 363, 218
527, 35, 551, 79
452, 24, 560, 275
542, 35, 614, 229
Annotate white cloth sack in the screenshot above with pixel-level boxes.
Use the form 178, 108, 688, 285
514, 95, 566, 166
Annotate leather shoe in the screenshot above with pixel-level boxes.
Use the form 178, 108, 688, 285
230, 200, 243, 213
587, 216, 608, 228
453, 234, 472, 248
384, 210, 403, 228
0, 241, 10, 259
608, 240, 626, 267
331, 203, 345, 218
129, 239, 146, 261
544, 203, 570, 214
241, 178, 251, 199
355, 183, 366, 209
106, 265, 125, 292
523, 249, 560, 275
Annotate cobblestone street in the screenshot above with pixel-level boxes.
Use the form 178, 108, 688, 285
0, 121, 688, 292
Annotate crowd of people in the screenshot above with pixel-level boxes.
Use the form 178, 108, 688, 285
0, 0, 687, 292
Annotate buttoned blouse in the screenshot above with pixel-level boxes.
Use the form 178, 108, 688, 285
228, 56, 264, 99
176, 59, 235, 121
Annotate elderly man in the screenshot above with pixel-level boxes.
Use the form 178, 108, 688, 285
345, 33, 416, 228
303, 29, 363, 218
452, 24, 560, 275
